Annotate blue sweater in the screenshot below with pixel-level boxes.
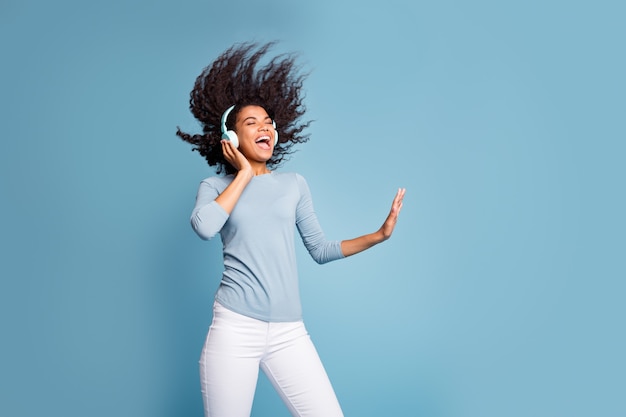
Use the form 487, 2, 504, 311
191, 172, 344, 322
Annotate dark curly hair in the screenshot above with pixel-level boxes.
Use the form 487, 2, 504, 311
176, 42, 311, 174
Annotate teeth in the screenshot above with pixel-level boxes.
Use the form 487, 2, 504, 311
256, 136, 270, 143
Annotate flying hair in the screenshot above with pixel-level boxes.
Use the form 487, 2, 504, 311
176, 42, 312, 174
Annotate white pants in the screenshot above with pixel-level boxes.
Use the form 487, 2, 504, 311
199, 302, 344, 417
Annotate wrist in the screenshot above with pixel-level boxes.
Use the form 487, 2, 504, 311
237, 167, 254, 180
375, 228, 388, 242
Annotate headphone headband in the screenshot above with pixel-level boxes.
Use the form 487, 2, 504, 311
221, 105, 236, 134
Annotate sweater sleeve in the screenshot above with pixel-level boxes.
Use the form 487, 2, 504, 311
295, 174, 345, 264
190, 179, 229, 240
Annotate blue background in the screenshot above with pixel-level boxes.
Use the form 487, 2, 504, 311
1, 1, 624, 416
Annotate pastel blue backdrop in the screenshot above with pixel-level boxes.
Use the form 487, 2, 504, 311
1, 1, 624, 416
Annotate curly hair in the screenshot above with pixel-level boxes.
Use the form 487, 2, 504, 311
176, 42, 312, 174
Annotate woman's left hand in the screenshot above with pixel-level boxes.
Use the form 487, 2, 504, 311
339, 188, 406, 257
379, 188, 406, 241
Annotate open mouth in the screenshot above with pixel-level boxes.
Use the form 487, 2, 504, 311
255, 135, 272, 150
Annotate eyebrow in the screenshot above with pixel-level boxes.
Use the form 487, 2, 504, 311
242, 115, 272, 122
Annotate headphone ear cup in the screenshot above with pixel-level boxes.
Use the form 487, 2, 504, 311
222, 130, 239, 148
274, 130, 279, 146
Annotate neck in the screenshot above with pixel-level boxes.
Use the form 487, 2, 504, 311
250, 161, 271, 176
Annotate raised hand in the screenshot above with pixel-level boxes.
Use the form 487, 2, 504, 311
379, 188, 406, 241
340, 188, 406, 257
214, 140, 254, 214
221, 140, 252, 174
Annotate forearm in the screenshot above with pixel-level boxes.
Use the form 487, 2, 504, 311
214, 169, 253, 214
340, 229, 386, 257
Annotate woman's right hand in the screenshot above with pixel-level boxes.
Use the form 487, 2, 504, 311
221, 140, 252, 175
215, 140, 254, 214
222, 139, 252, 176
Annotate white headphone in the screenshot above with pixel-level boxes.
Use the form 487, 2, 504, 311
220, 105, 278, 148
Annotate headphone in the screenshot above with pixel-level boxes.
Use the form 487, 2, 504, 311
220, 105, 278, 148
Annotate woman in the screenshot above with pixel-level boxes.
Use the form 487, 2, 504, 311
176, 42, 405, 417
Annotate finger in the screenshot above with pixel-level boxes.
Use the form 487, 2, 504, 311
392, 190, 405, 215
392, 190, 404, 208
394, 188, 405, 202
221, 139, 230, 154
398, 188, 406, 205
397, 187, 406, 201
221, 140, 237, 161
222, 139, 235, 153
